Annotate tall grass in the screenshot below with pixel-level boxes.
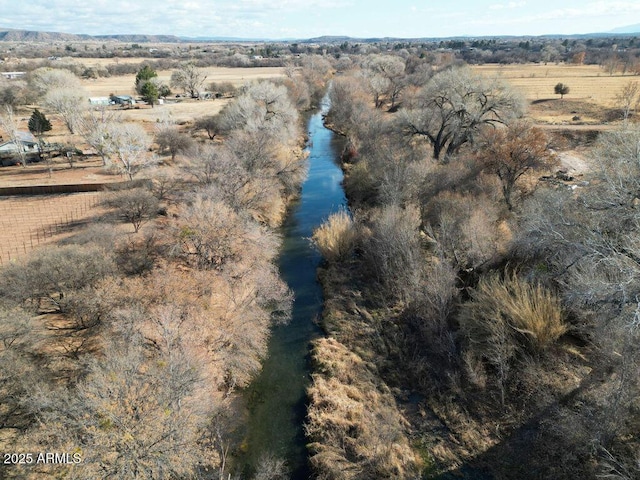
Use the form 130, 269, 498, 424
312, 210, 358, 263
460, 273, 567, 354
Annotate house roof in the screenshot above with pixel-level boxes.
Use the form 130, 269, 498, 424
0, 131, 38, 151
16, 131, 37, 143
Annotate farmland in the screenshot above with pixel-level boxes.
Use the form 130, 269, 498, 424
472, 63, 636, 124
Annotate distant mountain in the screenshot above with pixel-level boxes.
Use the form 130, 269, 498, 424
301, 36, 354, 44
0, 29, 91, 42
0, 28, 180, 43
0, 26, 638, 45
609, 24, 640, 34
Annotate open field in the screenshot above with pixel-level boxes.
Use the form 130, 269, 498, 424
81, 66, 285, 97
102, 97, 231, 124
472, 63, 636, 107
472, 63, 639, 125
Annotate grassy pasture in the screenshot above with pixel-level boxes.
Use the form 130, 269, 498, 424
473, 63, 636, 106
473, 63, 639, 124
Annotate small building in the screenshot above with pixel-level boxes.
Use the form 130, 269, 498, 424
111, 95, 136, 106
88, 97, 111, 106
0, 131, 40, 166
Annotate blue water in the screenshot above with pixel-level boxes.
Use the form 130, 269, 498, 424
238, 99, 347, 479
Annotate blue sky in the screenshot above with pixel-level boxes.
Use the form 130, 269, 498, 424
0, 0, 638, 39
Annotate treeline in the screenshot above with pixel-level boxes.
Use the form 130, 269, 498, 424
0, 61, 331, 479
308, 59, 640, 478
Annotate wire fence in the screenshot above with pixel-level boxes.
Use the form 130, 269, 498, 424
0, 192, 104, 265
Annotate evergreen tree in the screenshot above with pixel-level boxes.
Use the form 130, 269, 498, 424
140, 81, 159, 108
135, 65, 158, 94
28, 109, 52, 136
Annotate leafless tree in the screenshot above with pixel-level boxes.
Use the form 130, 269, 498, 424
170, 62, 207, 98
0, 304, 40, 440
0, 105, 28, 166
154, 122, 194, 161
0, 245, 115, 313
402, 65, 525, 161
361, 54, 406, 110
28, 67, 82, 98
477, 120, 555, 210
103, 188, 159, 233
44, 87, 87, 134
615, 80, 640, 122
108, 123, 155, 180
362, 204, 425, 303
219, 81, 299, 145
193, 115, 220, 140
24, 332, 217, 480
78, 107, 120, 165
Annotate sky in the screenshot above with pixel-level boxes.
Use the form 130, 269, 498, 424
0, 0, 639, 39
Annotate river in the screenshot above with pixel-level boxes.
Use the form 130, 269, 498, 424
237, 95, 346, 479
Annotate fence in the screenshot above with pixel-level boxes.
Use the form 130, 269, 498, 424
0, 192, 104, 265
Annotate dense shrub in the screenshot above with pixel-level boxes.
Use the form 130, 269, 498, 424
312, 210, 358, 263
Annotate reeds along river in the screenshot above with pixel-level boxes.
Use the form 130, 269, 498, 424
237, 94, 347, 479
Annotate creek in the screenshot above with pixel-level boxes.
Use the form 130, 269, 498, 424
237, 94, 346, 479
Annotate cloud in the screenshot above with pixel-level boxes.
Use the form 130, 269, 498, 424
0, 0, 352, 37
489, 1, 527, 11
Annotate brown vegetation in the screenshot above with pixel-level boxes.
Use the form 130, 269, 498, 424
311, 51, 640, 480
0, 56, 310, 478
306, 338, 420, 479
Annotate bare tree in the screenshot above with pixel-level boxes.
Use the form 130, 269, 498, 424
362, 204, 424, 303
28, 67, 82, 98
615, 81, 640, 122
155, 122, 194, 161
44, 87, 87, 134
402, 66, 525, 161
0, 245, 115, 313
362, 54, 406, 110
108, 123, 155, 180
0, 105, 28, 166
78, 107, 120, 165
175, 195, 277, 270
24, 333, 217, 480
219, 81, 299, 145
170, 62, 207, 98
193, 115, 220, 140
0, 304, 40, 440
103, 188, 159, 233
